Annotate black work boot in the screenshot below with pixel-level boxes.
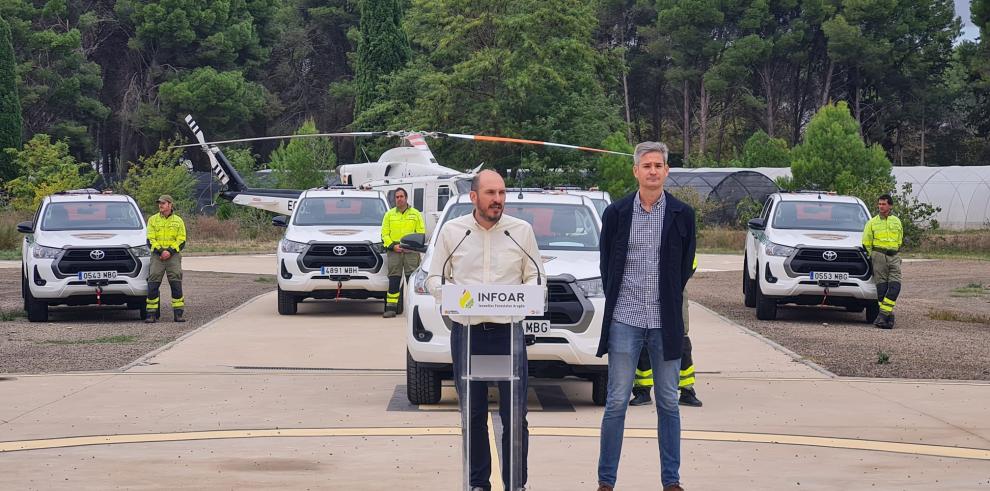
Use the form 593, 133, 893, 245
873, 312, 889, 328
629, 387, 652, 406
145, 311, 158, 323
174, 309, 186, 323
679, 387, 703, 407
383, 304, 397, 318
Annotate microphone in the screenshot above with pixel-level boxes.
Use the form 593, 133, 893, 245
441, 229, 471, 285
504, 230, 542, 285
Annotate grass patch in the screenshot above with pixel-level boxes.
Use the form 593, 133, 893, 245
43, 335, 138, 345
183, 240, 279, 255
0, 248, 18, 260
254, 275, 275, 283
927, 309, 990, 325
911, 229, 990, 260
950, 283, 990, 297
876, 349, 890, 365
0, 309, 25, 321
698, 227, 747, 252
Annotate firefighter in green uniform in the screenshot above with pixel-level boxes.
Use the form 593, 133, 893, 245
862, 193, 903, 329
145, 195, 187, 323
381, 188, 426, 318
631, 255, 702, 407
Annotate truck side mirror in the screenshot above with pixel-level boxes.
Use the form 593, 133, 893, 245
272, 215, 289, 227
400, 233, 427, 253
747, 218, 766, 230
16, 221, 34, 233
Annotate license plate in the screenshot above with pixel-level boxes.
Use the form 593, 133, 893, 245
811, 272, 849, 281
78, 270, 117, 281
321, 266, 359, 275
523, 319, 551, 336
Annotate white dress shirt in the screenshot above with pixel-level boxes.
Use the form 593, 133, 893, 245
427, 211, 545, 324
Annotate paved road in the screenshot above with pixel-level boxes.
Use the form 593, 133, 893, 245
0, 255, 987, 489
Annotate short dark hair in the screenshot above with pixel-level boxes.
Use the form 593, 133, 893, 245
878, 194, 893, 205
394, 187, 408, 199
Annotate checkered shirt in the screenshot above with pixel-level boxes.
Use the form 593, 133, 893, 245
612, 192, 665, 329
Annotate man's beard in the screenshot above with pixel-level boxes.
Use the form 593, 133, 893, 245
479, 205, 502, 223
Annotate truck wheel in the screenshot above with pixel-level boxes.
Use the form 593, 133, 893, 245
127, 298, 147, 320
743, 255, 757, 308
864, 302, 880, 324
21, 271, 29, 312
755, 270, 777, 321
591, 373, 608, 406
25, 287, 49, 323
406, 350, 442, 404
277, 287, 298, 315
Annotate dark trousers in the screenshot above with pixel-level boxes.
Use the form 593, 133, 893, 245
451, 323, 528, 490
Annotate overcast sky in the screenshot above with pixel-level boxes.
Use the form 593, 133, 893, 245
957, 0, 980, 41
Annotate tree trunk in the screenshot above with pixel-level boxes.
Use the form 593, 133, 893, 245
760, 64, 775, 137
682, 79, 690, 163
622, 57, 632, 143
820, 58, 834, 108
699, 80, 708, 159
918, 108, 925, 166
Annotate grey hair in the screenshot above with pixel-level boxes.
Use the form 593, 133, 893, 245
633, 142, 669, 166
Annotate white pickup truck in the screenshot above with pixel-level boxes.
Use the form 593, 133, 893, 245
743, 192, 878, 322
19, 191, 151, 322
272, 187, 391, 315
403, 191, 610, 405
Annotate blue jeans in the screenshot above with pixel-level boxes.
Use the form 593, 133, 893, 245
598, 321, 681, 487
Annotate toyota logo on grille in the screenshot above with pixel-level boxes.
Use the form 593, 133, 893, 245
822, 250, 838, 261
333, 246, 347, 256
90, 249, 106, 260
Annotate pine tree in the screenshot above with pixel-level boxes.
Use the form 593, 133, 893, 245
0, 14, 21, 182
354, 0, 411, 116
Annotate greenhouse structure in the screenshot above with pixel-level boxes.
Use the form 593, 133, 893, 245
680, 166, 990, 230
666, 169, 780, 225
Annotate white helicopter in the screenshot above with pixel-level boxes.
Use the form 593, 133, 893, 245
176, 115, 628, 232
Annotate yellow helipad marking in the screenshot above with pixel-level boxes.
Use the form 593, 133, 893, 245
1, 427, 988, 461
488, 413, 503, 490
532, 427, 990, 461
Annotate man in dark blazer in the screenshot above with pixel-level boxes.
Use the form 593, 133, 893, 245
595, 141, 696, 491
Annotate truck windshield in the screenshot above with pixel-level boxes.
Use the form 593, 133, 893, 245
292, 197, 387, 226
439, 202, 600, 251
41, 202, 144, 231
772, 201, 869, 232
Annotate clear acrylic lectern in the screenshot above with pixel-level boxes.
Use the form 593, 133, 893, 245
441, 284, 545, 491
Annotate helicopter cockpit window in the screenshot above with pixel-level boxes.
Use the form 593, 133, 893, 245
414, 188, 424, 211
437, 185, 450, 211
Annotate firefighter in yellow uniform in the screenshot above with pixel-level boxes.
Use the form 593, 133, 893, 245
381, 188, 425, 318
862, 193, 903, 329
146, 195, 187, 323
631, 255, 702, 407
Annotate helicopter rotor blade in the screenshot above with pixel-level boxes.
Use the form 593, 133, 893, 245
439, 133, 633, 157
169, 131, 392, 149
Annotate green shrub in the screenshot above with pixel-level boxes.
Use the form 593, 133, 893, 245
120, 142, 196, 215
740, 130, 790, 168
3, 134, 94, 211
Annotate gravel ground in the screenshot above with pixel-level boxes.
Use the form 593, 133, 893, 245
687, 259, 990, 380
0, 270, 276, 373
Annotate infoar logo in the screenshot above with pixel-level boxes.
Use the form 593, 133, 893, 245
459, 290, 474, 309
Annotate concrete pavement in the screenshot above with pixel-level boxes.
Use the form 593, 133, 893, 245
0, 255, 988, 489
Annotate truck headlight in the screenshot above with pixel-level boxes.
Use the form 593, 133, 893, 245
576, 277, 604, 297
412, 267, 428, 294
32, 244, 62, 259
280, 239, 308, 254
130, 245, 151, 257
764, 242, 795, 257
